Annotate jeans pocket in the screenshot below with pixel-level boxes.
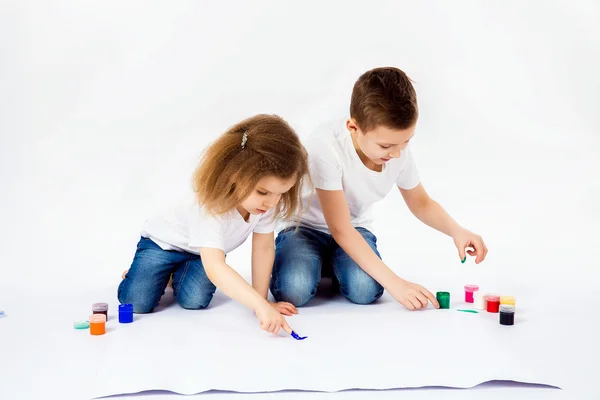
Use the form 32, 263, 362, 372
275, 228, 292, 246
138, 236, 161, 251
357, 228, 377, 243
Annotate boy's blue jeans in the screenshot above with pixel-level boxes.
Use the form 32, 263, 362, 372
118, 237, 216, 313
270, 226, 384, 306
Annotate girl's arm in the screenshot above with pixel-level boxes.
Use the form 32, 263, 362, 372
200, 247, 267, 311
251, 232, 275, 299
200, 246, 294, 334
316, 188, 439, 310
251, 232, 298, 316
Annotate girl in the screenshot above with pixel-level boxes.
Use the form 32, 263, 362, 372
118, 114, 309, 335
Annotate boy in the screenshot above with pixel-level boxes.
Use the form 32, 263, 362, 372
270, 67, 487, 310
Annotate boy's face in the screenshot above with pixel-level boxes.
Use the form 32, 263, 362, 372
238, 175, 296, 218
347, 118, 415, 166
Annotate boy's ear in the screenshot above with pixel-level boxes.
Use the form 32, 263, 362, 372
346, 118, 361, 135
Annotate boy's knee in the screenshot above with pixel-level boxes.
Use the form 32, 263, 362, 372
341, 275, 384, 305
271, 273, 318, 307
344, 287, 384, 305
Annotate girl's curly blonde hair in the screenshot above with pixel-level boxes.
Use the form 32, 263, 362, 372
193, 114, 309, 220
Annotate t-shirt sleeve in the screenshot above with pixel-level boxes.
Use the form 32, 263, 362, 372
307, 133, 343, 191
188, 204, 226, 251
396, 146, 421, 190
253, 208, 276, 234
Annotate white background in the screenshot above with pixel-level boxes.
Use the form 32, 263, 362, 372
1, 1, 599, 399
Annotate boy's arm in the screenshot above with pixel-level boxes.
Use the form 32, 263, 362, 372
316, 188, 439, 310
398, 183, 488, 263
251, 232, 297, 316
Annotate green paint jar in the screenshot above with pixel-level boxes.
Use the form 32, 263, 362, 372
436, 291, 450, 309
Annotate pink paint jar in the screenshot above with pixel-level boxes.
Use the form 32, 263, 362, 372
464, 285, 479, 303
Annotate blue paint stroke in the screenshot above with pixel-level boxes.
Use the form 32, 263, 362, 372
291, 330, 307, 340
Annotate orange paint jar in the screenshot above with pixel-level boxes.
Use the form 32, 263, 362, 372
89, 314, 106, 335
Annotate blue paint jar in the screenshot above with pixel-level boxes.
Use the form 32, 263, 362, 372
118, 303, 134, 323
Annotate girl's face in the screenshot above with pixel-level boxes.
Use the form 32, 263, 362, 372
237, 175, 297, 219
346, 118, 415, 167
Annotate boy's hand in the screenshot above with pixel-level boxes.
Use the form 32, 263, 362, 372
270, 301, 298, 316
452, 228, 488, 264
389, 279, 439, 311
255, 302, 293, 335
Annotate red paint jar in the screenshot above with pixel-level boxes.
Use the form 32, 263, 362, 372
485, 295, 500, 313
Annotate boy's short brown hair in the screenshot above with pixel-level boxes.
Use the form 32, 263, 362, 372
350, 67, 418, 132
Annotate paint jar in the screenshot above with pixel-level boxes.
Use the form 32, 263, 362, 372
92, 302, 109, 320
89, 314, 106, 335
499, 304, 515, 325
474, 292, 486, 310
485, 295, 500, 313
464, 285, 479, 303
73, 320, 90, 330
436, 291, 450, 309
118, 304, 134, 323
500, 296, 516, 306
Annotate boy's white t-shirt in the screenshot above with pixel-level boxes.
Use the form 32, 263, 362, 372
140, 197, 276, 255
286, 118, 420, 234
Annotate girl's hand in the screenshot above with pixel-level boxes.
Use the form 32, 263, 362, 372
121, 269, 128, 279
453, 228, 488, 264
255, 302, 293, 335
270, 301, 298, 316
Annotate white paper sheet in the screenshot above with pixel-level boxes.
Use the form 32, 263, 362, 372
1, 273, 596, 400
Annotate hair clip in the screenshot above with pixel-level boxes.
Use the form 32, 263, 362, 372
241, 131, 248, 149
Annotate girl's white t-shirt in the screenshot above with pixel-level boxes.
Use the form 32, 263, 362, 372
285, 118, 420, 234
141, 197, 276, 255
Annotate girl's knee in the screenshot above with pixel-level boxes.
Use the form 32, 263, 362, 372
118, 279, 160, 313
118, 292, 157, 314
176, 292, 213, 310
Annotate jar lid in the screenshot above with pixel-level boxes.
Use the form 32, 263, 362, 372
92, 302, 108, 311
499, 304, 515, 313
89, 314, 106, 323
119, 303, 134, 312
73, 320, 90, 329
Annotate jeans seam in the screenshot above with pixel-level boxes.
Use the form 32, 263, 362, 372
176, 259, 191, 301
270, 257, 281, 297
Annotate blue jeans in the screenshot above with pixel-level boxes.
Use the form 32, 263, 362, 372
118, 237, 216, 313
270, 226, 384, 306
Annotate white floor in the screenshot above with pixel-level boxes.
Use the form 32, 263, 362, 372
107, 383, 566, 400
1, 272, 598, 400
